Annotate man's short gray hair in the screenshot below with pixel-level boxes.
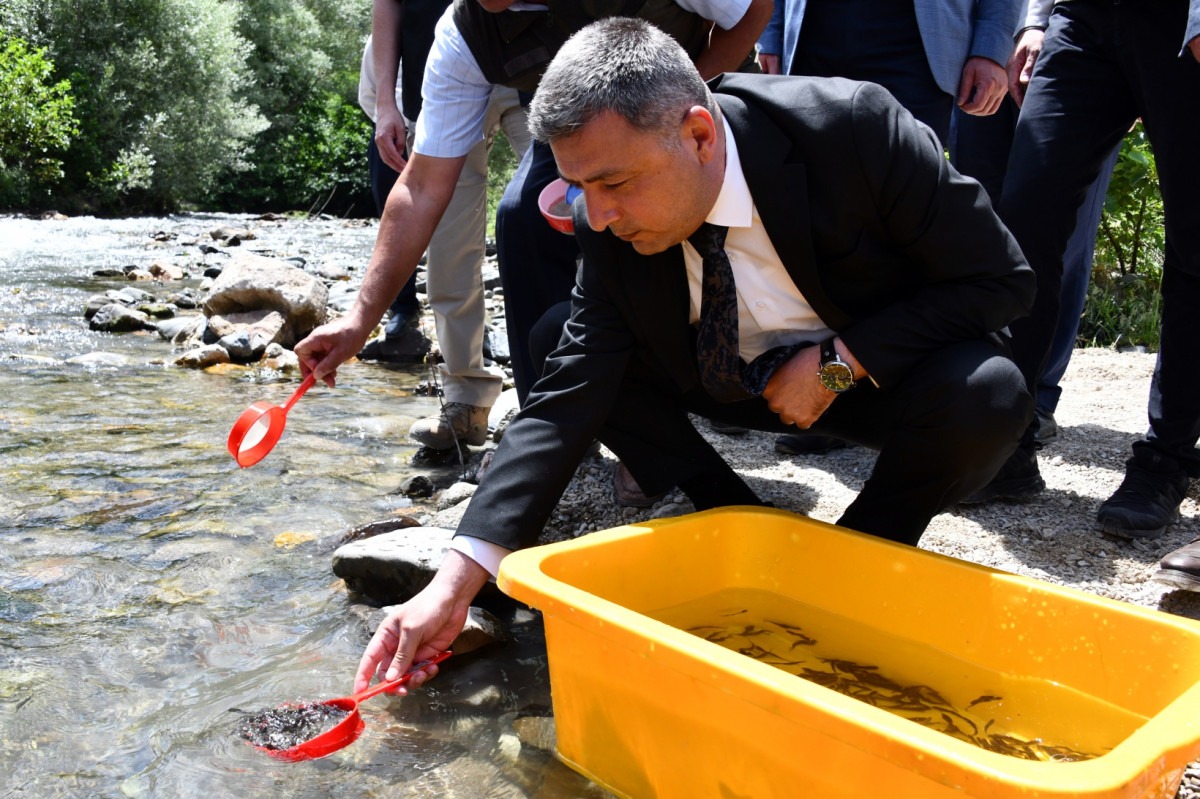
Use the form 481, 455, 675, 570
528, 17, 716, 146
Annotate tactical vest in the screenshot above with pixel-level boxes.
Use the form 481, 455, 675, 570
452, 0, 712, 93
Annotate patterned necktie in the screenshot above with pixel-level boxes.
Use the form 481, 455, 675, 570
689, 222, 753, 403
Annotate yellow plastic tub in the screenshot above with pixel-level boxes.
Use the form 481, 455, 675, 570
497, 507, 1200, 799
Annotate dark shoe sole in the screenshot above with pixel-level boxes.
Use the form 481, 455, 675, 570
1153, 567, 1200, 592
1095, 509, 1178, 540
958, 474, 1046, 505
775, 434, 847, 456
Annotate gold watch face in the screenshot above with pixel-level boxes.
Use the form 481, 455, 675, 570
820, 362, 855, 393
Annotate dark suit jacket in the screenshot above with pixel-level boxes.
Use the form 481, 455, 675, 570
455, 73, 1035, 552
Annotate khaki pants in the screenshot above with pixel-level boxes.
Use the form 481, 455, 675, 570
406, 85, 531, 408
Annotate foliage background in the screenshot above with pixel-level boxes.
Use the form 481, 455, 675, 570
0, 0, 377, 215
0, 3, 1166, 348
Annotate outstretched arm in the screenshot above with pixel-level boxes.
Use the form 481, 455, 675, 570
295, 152, 465, 385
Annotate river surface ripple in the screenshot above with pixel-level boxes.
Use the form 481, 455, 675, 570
0, 213, 596, 798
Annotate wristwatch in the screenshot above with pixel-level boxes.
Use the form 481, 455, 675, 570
818, 336, 856, 393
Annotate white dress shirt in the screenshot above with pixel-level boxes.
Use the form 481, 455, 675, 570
682, 115, 831, 361
452, 111, 828, 579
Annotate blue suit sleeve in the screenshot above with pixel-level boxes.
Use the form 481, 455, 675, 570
1183, 0, 1200, 57
757, 0, 783, 55
970, 0, 1024, 65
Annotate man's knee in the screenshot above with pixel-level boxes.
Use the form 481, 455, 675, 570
911, 342, 1032, 448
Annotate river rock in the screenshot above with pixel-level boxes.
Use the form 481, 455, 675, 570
89, 304, 152, 332
511, 715, 556, 753
92, 268, 125, 278
396, 475, 435, 498
166, 288, 203, 309
209, 225, 255, 242
314, 263, 350, 281
217, 328, 271, 362
174, 344, 230, 368
437, 481, 477, 511
116, 287, 153, 303
125, 268, 155, 281
156, 315, 207, 345
84, 293, 121, 320
203, 253, 327, 347
148, 261, 187, 281
332, 526, 456, 603
136, 302, 176, 319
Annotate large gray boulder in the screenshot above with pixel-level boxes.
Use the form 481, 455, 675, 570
202, 253, 327, 348
332, 525, 503, 605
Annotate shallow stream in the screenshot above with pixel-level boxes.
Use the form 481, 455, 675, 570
0, 213, 601, 797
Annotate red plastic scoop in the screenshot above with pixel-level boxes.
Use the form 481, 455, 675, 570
227, 373, 315, 467
249, 650, 452, 762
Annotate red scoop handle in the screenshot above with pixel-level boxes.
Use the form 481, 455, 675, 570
282, 373, 315, 412
350, 650, 452, 704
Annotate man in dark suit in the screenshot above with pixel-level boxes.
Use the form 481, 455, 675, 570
350, 17, 1034, 693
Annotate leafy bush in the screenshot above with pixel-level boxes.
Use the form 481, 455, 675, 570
207, 0, 372, 214
1079, 123, 1165, 350
9, 0, 267, 213
486, 131, 520, 237
0, 35, 78, 208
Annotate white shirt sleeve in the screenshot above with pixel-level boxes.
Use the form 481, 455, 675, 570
450, 535, 511, 579
412, 7, 496, 159
673, 0, 752, 31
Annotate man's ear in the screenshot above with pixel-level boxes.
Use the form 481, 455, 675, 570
681, 106, 718, 165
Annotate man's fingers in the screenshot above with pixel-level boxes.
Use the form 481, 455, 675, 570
354, 620, 401, 694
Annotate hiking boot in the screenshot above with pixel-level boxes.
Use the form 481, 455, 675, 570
409, 402, 490, 450
1154, 538, 1200, 592
959, 443, 1045, 504
1096, 452, 1190, 539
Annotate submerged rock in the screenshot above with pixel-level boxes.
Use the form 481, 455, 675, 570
89, 304, 152, 333
175, 344, 230, 369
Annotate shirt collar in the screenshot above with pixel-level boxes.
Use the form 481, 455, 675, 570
705, 113, 754, 230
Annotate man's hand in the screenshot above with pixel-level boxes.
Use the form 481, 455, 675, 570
1006, 29, 1045, 107
761, 345, 834, 428
1189, 34, 1200, 63
956, 56, 1008, 116
353, 549, 491, 695
374, 106, 409, 173
294, 312, 376, 388
758, 52, 781, 75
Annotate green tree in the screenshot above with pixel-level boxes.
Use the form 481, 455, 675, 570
0, 35, 79, 208
209, 0, 373, 213
16, 0, 266, 212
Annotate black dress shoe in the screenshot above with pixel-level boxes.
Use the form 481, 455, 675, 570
959, 443, 1045, 504
613, 461, 666, 508
774, 433, 847, 455
1097, 451, 1190, 539
1034, 408, 1058, 444
1154, 538, 1200, 592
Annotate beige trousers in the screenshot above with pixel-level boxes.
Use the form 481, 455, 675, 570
406, 85, 531, 408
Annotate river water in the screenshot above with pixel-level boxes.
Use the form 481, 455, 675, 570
0, 213, 602, 797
